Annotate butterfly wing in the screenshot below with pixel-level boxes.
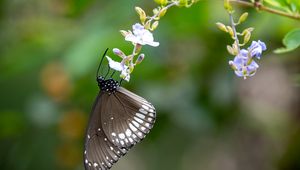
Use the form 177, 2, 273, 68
101, 87, 156, 148
84, 93, 128, 170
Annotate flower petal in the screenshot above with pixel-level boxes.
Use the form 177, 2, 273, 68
106, 56, 123, 71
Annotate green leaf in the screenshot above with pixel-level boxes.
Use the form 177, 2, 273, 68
264, 0, 300, 14
274, 28, 300, 53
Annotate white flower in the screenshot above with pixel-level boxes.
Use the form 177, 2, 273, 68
106, 56, 130, 81
125, 23, 159, 47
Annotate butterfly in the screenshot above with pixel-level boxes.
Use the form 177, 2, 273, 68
83, 48, 156, 170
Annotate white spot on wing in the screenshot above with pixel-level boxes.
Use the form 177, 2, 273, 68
128, 137, 133, 143
93, 163, 98, 167
129, 123, 137, 132
134, 117, 144, 124
142, 105, 149, 110
125, 129, 132, 137
139, 108, 148, 114
136, 113, 145, 119
118, 133, 125, 139
138, 132, 143, 137
132, 120, 140, 127
112, 132, 116, 136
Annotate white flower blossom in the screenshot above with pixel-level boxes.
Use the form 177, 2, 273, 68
106, 56, 130, 81
125, 23, 159, 47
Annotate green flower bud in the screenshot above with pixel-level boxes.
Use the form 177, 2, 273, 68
224, 0, 233, 13
159, 8, 167, 17
135, 7, 147, 24
238, 12, 248, 24
242, 27, 254, 35
226, 26, 234, 38
151, 21, 159, 31
154, 0, 168, 6
216, 22, 228, 32
227, 45, 235, 55
144, 22, 151, 30
243, 31, 251, 45
129, 63, 134, 73
178, 0, 188, 7
232, 42, 239, 54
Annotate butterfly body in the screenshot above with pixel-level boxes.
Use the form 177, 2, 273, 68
84, 75, 156, 170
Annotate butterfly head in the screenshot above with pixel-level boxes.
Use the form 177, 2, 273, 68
97, 76, 120, 94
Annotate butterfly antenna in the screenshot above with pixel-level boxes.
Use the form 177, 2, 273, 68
96, 48, 109, 78
119, 78, 124, 85
110, 71, 116, 78
104, 67, 111, 79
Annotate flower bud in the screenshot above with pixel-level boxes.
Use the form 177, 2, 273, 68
216, 22, 228, 32
238, 12, 248, 24
129, 63, 134, 73
224, 0, 233, 13
144, 22, 151, 30
113, 48, 126, 58
232, 42, 239, 54
154, 0, 168, 6
226, 26, 234, 38
135, 7, 147, 24
159, 8, 167, 17
242, 27, 254, 35
228, 61, 237, 71
153, 8, 159, 15
120, 30, 129, 37
243, 31, 251, 45
135, 53, 145, 65
151, 21, 159, 31
178, 0, 188, 7
135, 44, 142, 54
227, 45, 235, 55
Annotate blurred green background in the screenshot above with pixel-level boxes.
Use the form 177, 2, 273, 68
0, 0, 300, 170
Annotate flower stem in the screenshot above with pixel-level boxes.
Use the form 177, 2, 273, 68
146, 1, 179, 25
229, 0, 300, 21
229, 13, 240, 53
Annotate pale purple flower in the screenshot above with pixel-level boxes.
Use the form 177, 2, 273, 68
229, 49, 259, 79
248, 40, 266, 59
125, 23, 159, 47
106, 56, 130, 81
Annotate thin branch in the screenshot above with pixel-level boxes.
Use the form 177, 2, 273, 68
229, 0, 300, 21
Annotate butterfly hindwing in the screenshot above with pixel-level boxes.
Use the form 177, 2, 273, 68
84, 93, 128, 170
101, 87, 156, 149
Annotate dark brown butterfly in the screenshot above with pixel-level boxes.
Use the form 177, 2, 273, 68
83, 49, 156, 170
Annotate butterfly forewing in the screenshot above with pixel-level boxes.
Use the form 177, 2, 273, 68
84, 93, 128, 170
101, 87, 156, 149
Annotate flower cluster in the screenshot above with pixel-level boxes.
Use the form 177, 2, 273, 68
216, 8, 267, 79
229, 41, 266, 79
105, 0, 198, 82
106, 23, 159, 81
